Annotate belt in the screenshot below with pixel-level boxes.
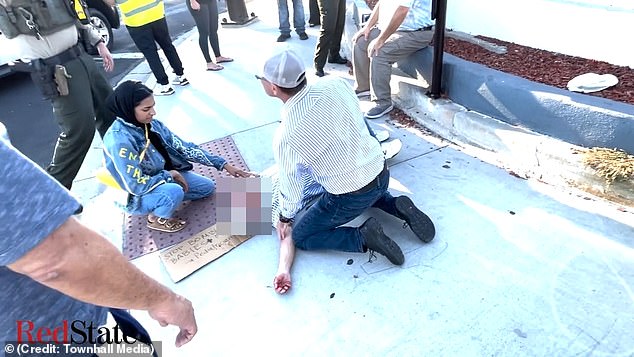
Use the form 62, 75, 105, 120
419, 25, 433, 31
351, 163, 388, 195
41, 43, 83, 66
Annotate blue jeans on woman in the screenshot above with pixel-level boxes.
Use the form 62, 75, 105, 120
277, 0, 306, 35
291, 165, 398, 252
129, 171, 215, 218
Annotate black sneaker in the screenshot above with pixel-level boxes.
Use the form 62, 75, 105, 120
298, 32, 308, 40
315, 69, 325, 77
359, 217, 404, 265
395, 196, 435, 243
277, 33, 291, 42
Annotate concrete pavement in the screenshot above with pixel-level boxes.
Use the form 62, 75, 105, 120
72, 1, 634, 356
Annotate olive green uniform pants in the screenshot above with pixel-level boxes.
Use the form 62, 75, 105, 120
47, 51, 114, 189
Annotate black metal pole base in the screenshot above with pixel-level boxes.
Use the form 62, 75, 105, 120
220, 14, 258, 28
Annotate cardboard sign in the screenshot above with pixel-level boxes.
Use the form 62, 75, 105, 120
159, 225, 252, 282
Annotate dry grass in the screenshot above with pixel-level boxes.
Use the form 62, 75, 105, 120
582, 148, 634, 185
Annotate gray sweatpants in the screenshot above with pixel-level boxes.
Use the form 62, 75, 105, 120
353, 26, 433, 106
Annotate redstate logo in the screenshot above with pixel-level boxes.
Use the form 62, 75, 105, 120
16, 320, 136, 344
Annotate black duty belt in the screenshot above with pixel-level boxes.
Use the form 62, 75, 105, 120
41, 43, 83, 66
419, 25, 433, 31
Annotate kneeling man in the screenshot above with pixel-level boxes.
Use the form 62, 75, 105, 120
256, 49, 435, 294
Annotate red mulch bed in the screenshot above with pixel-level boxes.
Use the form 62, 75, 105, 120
444, 36, 634, 105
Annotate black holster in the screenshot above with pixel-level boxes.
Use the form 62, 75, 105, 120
29, 59, 60, 100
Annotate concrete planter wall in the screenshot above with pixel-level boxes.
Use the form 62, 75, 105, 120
398, 49, 634, 154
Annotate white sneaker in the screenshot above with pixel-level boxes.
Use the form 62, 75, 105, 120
374, 130, 390, 143
355, 89, 371, 98
381, 139, 402, 160
155, 84, 175, 96
172, 75, 190, 86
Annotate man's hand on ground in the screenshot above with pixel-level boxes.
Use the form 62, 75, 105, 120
273, 272, 292, 294
148, 294, 198, 347
274, 221, 295, 295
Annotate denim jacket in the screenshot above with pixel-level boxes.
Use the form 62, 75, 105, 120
102, 118, 226, 211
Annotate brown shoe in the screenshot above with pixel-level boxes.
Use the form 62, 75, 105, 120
147, 216, 187, 233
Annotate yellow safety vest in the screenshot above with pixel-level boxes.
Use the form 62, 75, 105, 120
116, 0, 165, 27
73, 0, 88, 22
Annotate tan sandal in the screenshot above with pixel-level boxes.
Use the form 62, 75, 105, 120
147, 217, 187, 233
206, 63, 224, 71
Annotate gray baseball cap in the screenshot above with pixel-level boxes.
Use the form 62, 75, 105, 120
257, 49, 306, 88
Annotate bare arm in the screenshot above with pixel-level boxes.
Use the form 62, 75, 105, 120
8, 217, 197, 347
369, 5, 409, 56
353, 0, 380, 42
273, 221, 295, 294
366, 1, 381, 29
96, 40, 114, 72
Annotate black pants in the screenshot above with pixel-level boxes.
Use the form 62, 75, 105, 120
187, 0, 221, 63
308, 0, 320, 24
127, 18, 184, 85
46, 51, 114, 189
92, 308, 159, 357
314, 0, 345, 71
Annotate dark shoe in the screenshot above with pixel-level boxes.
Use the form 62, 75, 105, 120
328, 55, 348, 64
365, 103, 394, 119
359, 217, 404, 265
73, 204, 84, 215
315, 69, 325, 77
298, 32, 308, 40
277, 34, 291, 42
395, 196, 435, 243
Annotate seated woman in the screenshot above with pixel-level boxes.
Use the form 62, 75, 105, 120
103, 80, 251, 233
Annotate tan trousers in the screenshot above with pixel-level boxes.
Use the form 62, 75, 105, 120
353, 27, 433, 106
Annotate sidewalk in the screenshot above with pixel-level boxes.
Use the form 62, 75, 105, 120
74, 2, 634, 356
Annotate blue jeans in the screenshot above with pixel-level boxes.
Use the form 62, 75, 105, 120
132, 171, 215, 218
291, 165, 398, 252
108, 309, 159, 357
277, 0, 306, 35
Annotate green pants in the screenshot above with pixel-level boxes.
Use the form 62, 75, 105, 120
46, 52, 114, 189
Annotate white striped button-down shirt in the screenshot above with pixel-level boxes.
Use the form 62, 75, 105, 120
273, 77, 385, 219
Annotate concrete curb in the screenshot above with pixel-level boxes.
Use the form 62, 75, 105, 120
393, 79, 634, 205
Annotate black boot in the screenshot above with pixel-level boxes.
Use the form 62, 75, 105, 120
359, 217, 404, 265
394, 196, 435, 243
328, 55, 348, 64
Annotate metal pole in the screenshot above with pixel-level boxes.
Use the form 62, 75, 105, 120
429, 0, 447, 99
221, 0, 257, 27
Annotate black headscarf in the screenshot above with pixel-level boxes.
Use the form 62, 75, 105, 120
106, 80, 174, 170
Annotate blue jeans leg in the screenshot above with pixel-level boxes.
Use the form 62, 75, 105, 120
292, 0, 306, 34
138, 182, 184, 218
365, 118, 377, 138
180, 171, 215, 201
277, 0, 291, 35
292, 166, 393, 252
